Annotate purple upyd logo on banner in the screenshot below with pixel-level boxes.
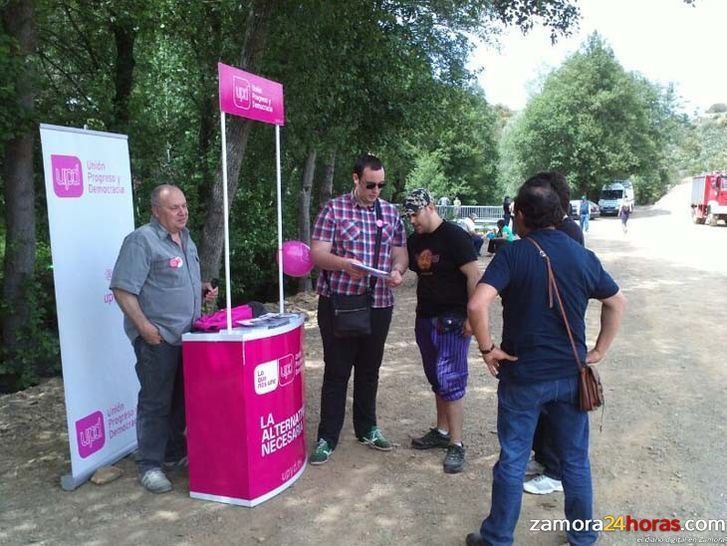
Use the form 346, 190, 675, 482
75, 411, 105, 458
278, 354, 295, 387
218, 63, 285, 126
51, 155, 84, 198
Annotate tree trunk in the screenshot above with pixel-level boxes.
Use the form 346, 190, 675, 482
198, 0, 275, 282
109, 12, 136, 133
391, 175, 406, 204
297, 149, 316, 292
194, 8, 222, 212
319, 148, 336, 210
1, 0, 37, 371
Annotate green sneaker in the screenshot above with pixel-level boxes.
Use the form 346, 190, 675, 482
309, 439, 333, 465
358, 426, 393, 451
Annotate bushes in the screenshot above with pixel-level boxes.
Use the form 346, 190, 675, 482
0, 242, 60, 393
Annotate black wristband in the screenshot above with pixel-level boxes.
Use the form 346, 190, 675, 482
479, 343, 496, 355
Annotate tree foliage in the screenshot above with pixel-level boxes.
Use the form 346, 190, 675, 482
499, 33, 685, 203
0, 0, 585, 391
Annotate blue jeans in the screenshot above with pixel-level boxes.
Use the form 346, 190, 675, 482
579, 214, 589, 232
133, 337, 187, 474
479, 377, 597, 546
472, 235, 484, 255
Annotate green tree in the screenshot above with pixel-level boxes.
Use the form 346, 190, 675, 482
1, 0, 38, 390
502, 33, 683, 202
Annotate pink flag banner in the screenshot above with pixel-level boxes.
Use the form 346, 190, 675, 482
218, 62, 285, 126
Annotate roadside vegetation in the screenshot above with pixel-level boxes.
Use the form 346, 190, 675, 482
1, 1, 723, 391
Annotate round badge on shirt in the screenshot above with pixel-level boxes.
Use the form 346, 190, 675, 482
169, 256, 184, 268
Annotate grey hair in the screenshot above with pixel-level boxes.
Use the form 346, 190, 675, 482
150, 184, 179, 208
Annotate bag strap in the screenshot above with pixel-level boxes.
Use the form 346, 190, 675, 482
369, 199, 384, 293
324, 199, 384, 295
527, 237, 605, 427
525, 237, 584, 373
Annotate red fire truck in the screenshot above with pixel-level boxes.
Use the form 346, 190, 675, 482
691, 172, 727, 226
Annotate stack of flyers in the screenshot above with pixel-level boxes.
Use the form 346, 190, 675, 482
237, 313, 297, 329
352, 262, 390, 278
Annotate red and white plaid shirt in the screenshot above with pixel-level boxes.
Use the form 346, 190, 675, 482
313, 192, 406, 308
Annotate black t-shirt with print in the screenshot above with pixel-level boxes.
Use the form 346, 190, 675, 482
407, 220, 477, 318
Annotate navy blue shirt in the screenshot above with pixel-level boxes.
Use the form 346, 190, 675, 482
559, 216, 584, 246
482, 228, 619, 383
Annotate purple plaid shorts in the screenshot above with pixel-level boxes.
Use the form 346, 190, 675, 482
414, 315, 471, 401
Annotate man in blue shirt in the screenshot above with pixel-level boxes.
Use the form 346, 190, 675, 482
525, 172, 584, 496
465, 174, 627, 546
579, 195, 590, 232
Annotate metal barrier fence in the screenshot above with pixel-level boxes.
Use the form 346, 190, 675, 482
436, 205, 503, 230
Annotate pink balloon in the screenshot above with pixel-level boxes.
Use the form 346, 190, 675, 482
279, 241, 314, 277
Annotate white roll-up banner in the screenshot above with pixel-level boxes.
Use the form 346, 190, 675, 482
40, 124, 138, 490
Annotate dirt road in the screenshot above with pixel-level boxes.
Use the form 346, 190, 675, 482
1, 182, 726, 545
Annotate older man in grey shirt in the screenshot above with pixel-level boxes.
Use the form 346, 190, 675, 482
111, 184, 217, 494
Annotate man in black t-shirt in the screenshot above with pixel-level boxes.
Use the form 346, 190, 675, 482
403, 189, 482, 474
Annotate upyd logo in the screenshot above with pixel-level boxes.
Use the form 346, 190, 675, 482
278, 354, 295, 387
233, 76, 251, 109
75, 411, 105, 458
51, 154, 84, 198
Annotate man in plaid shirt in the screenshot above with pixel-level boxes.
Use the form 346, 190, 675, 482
308, 154, 408, 465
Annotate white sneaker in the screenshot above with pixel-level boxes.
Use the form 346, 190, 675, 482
140, 468, 172, 494
523, 474, 563, 495
525, 457, 545, 476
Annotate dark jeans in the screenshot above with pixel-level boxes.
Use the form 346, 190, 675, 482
478, 377, 597, 546
472, 235, 484, 255
316, 296, 393, 449
133, 337, 186, 474
487, 238, 511, 254
532, 411, 562, 480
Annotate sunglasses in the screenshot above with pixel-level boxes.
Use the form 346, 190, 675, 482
364, 182, 386, 190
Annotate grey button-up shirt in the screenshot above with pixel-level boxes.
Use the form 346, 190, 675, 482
110, 218, 202, 345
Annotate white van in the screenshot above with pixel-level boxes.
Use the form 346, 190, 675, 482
598, 181, 635, 216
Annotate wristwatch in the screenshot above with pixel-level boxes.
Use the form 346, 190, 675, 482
479, 343, 496, 355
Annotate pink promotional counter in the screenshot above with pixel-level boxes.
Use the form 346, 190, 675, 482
181, 313, 306, 507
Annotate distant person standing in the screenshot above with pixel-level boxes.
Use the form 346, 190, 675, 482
502, 196, 512, 228
453, 196, 462, 218
619, 201, 632, 233
579, 195, 590, 233
438, 195, 451, 207
404, 189, 481, 474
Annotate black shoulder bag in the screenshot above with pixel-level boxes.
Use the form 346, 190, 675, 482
326, 200, 383, 338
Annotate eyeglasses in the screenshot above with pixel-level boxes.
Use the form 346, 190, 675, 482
364, 182, 386, 190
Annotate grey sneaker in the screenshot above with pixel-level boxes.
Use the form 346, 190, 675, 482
309, 439, 333, 465
139, 468, 172, 493
358, 427, 393, 451
411, 428, 450, 450
523, 474, 563, 495
443, 444, 465, 474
